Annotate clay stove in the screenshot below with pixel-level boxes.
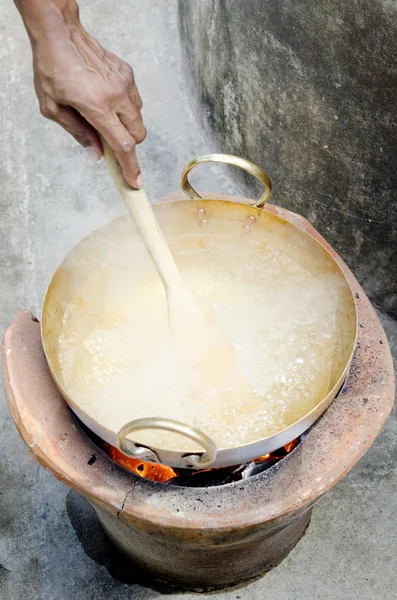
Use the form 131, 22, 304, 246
2, 198, 395, 591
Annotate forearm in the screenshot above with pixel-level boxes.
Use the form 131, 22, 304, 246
14, 0, 82, 46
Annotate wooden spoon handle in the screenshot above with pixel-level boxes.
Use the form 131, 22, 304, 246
101, 137, 181, 289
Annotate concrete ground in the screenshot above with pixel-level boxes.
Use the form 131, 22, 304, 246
0, 1, 396, 598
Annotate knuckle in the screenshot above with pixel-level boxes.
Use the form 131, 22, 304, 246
131, 92, 143, 111
135, 125, 147, 144
116, 137, 136, 155
123, 62, 135, 82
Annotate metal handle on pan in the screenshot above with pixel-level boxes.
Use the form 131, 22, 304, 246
181, 153, 272, 209
116, 417, 218, 468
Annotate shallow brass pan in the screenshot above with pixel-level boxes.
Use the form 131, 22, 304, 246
42, 155, 357, 469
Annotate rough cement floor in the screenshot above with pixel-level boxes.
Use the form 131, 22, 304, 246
0, 1, 396, 598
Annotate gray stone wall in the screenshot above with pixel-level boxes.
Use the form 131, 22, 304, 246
179, 0, 397, 317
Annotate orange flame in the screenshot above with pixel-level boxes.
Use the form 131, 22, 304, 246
101, 437, 299, 484
104, 444, 176, 483
284, 440, 298, 453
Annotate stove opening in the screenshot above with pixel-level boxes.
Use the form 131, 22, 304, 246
93, 435, 300, 487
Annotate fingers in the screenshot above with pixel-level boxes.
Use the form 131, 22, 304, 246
130, 84, 143, 111
117, 63, 146, 141
80, 108, 142, 188
41, 102, 102, 161
118, 107, 147, 145
120, 62, 144, 110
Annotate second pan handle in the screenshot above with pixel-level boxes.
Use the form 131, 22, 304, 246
181, 153, 272, 208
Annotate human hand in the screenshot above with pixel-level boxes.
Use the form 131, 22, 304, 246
30, 9, 146, 188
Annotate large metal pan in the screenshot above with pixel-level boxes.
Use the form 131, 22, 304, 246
42, 154, 357, 469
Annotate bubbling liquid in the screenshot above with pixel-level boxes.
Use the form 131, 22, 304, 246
58, 233, 339, 451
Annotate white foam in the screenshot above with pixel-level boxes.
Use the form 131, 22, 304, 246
58, 233, 338, 451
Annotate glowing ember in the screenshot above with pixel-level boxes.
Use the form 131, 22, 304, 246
104, 444, 176, 483
100, 438, 299, 484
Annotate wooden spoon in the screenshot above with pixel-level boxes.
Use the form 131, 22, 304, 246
101, 140, 250, 408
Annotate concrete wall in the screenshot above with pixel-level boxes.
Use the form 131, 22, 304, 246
179, 0, 397, 317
